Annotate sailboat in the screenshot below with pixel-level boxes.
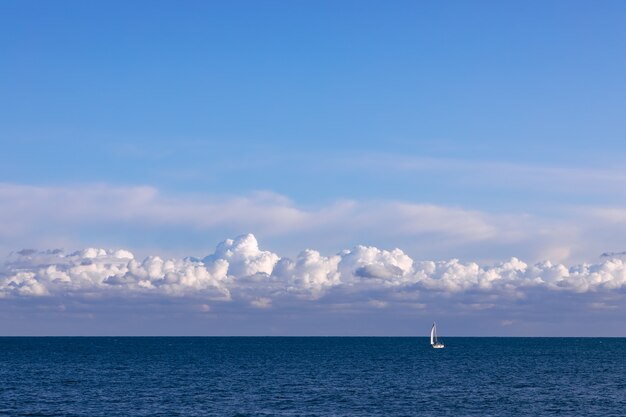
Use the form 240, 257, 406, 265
430, 322, 445, 348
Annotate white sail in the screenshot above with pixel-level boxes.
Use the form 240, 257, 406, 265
430, 323, 436, 345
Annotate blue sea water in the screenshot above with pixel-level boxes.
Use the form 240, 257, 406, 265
0, 337, 625, 416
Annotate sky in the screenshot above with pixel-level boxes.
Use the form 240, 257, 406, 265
1, 1, 626, 336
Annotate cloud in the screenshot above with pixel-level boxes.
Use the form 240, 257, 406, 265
2, 246, 231, 300
4, 233, 626, 336
4, 181, 626, 271
0, 183, 497, 240
3, 234, 626, 305
272, 249, 341, 297
336, 153, 626, 196
601, 251, 626, 258
250, 297, 272, 309
203, 234, 279, 277
0, 183, 517, 260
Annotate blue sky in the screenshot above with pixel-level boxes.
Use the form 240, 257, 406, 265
2, 1, 626, 335
3, 1, 626, 200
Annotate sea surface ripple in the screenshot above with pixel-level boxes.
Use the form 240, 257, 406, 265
0, 337, 624, 416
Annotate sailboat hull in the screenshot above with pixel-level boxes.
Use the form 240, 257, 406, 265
432, 343, 445, 349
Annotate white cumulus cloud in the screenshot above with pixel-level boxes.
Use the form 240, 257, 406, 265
3, 234, 626, 308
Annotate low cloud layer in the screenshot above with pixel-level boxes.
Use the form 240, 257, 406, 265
3, 234, 626, 303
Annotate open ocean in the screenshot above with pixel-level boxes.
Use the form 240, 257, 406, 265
1, 337, 625, 416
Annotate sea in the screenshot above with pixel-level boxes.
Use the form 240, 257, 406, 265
1, 337, 624, 416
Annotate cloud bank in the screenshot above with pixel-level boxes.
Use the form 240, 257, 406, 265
3, 234, 626, 304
